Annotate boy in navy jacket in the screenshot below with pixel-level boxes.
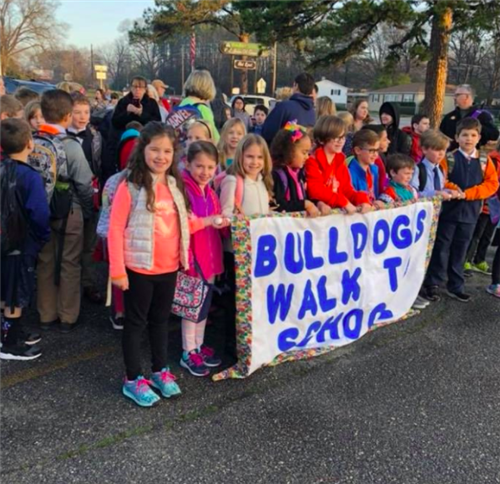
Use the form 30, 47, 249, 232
1, 119, 50, 360
422, 118, 499, 302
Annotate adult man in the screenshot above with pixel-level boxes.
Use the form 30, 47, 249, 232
440, 84, 499, 151
152, 79, 171, 112
402, 114, 430, 163
262, 72, 316, 144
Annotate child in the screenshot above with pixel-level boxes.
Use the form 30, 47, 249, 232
186, 120, 213, 146
464, 139, 500, 275
0, 119, 50, 360
422, 118, 499, 302
380, 154, 418, 203
402, 114, 430, 163
379, 102, 411, 155
14, 87, 40, 107
117, 121, 143, 171
35, 89, 94, 333
250, 104, 268, 136
220, 134, 273, 357
270, 121, 328, 216
231, 96, 251, 132
25, 100, 45, 131
68, 92, 104, 304
337, 111, 355, 156
108, 122, 222, 406
410, 130, 456, 200
348, 129, 385, 207
0, 95, 24, 120
361, 124, 390, 193
305, 115, 371, 214
181, 141, 229, 376
217, 118, 246, 170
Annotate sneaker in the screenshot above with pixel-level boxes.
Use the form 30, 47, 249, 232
420, 286, 441, 302
150, 368, 181, 398
110, 315, 124, 331
122, 376, 160, 407
19, 330, 41, 346
0, 343, 42, 361
412, 295, 430, 310
464, 261, 473, 272
472, 261, 492, 275
446, 290, 471, 303
39, 319, 59, 331
180, 350, 210, 377
199, 345, 222, 368
486, 284, 500, 298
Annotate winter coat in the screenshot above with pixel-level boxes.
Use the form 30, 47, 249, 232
379, 102, 411, 155
262, 93, 316, 144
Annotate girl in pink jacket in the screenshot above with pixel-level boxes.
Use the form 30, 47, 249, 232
181, 141, 229, 377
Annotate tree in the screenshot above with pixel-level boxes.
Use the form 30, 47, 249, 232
237, 0, 500, 126
0, 0, 66, 75
133, 0, 254, 93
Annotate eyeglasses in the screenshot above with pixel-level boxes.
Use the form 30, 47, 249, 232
330, 135, 346, 142
454, 92, 469, 98
131, 84, 146, 90
360, 148, 379, 154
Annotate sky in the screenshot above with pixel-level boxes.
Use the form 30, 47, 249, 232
56, 0, 156, 48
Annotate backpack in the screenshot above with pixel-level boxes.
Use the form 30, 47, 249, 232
0, 159, 28, 256
470, 108, 493, 122
417, 164, 444, 192
213, 171, 245, 213
96, 170, 128, 239
28, 131, 73, 220
165, 103, 204, 149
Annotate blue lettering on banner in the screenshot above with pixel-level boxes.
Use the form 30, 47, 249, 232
368, 303, 393, 328
391, 215, 412, 249
415, 209, 426, 243
383, 257, 402, 292
304, 230, 324, 270
343, 309, 363, 339
278, 327, 300, 352
254, 234, 277, 278
341, 268, 362, 305
350, 222, 368, 259
297, 321, 322, 348
316, 314, 342, 343
298, 279, 318, 320
284, 233, 304, 274
317, 275, 337, 312
267, 283, 294, 324
328, 227, 348, 264
373, 219, 390, 254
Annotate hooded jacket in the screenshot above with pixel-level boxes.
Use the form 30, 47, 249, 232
182, 170, 224, 279
440, 105, 500, 151
262, 93, 316, 144
379, 102, 411, 156
401, 126, 423, 163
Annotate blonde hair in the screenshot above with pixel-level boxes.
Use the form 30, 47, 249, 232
217, 118, 247, 168
187, 120, 213, 141
337, 111, 355, 133
316, 96, 337, 117
420, 129, 450, 151
147, 84, 160, 103
183, 70, 216, 101
275, 86, 293, 101
227, 134, 273, 198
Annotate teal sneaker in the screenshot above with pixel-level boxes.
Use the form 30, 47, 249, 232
122, 376, 160, 407
150, 368, 182, 398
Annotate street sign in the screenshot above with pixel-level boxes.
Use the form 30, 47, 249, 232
96, 72, 107, 80
94, 64, 108, 72
256, 78, 267, 94
234, 59, 257, 70
220, 41, 270, 57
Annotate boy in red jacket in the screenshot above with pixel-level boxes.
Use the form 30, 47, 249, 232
306, 115, 371, 214
401, 114, 430, 163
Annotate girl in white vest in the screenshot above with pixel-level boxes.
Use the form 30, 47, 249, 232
108, 122, 220, 407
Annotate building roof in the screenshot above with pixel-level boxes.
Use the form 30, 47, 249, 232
316, 78, 347, 89
369, 82, 456, 95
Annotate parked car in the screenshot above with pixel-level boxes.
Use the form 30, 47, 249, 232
229, 95, 276, 115
3, 77, 56, 95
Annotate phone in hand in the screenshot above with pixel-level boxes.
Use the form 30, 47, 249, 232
131, 98, 141, 108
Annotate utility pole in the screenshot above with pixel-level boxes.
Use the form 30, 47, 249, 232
181, 44, 185, 88
272, 41, 278, 95
90, 44, 94, 87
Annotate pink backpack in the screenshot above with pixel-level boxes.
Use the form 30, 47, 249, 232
213, 171, 245, 213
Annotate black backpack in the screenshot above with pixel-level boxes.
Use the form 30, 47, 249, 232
1, 159, 28, 256
417, 164, 444, 192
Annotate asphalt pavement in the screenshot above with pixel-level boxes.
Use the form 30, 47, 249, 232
2, 262, 500, 484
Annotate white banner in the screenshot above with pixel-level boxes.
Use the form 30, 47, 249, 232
247, 202, 434, 375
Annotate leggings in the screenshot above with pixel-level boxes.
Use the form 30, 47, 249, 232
123, 269, 177, 381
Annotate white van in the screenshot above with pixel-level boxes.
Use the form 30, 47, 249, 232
229, 95, 277, 115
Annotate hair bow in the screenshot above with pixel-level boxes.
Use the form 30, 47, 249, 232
284, 120, 307, 143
